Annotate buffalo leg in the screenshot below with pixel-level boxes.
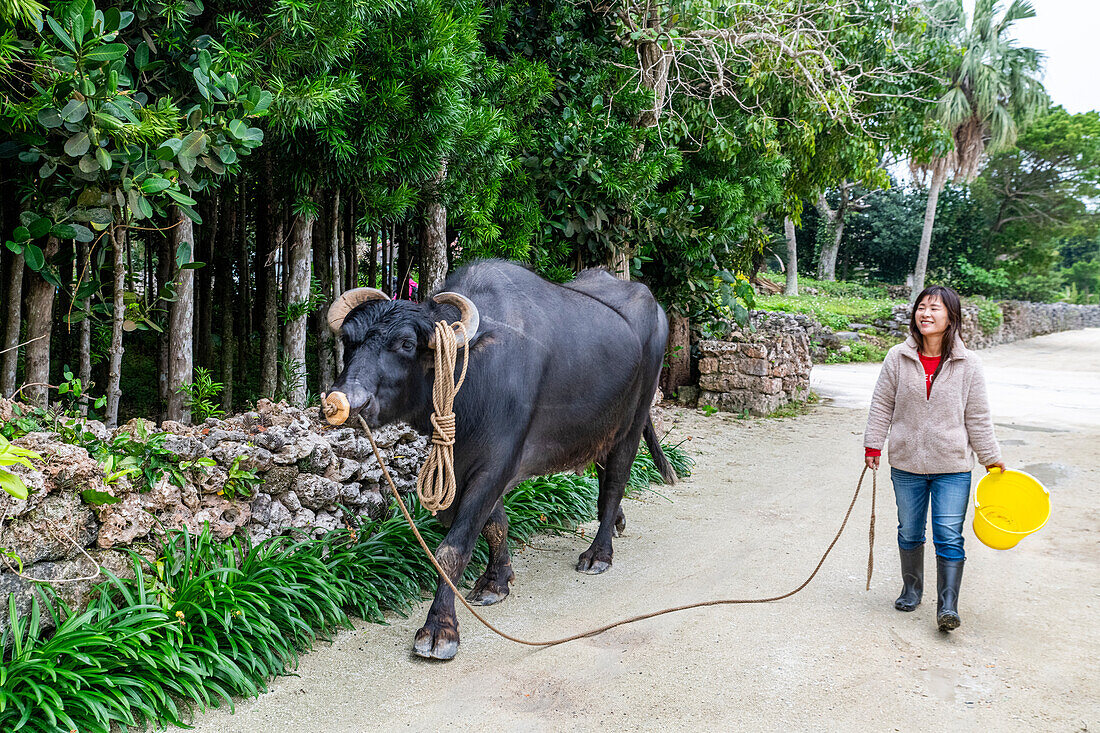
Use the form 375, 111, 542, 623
576, 440, 635, 574
414, 469, 513, 660
467, 499, 515, 606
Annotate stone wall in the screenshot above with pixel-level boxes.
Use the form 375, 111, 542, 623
888, 301, 1100, 350
694, 313, 813, 415
0, 398, 428, 637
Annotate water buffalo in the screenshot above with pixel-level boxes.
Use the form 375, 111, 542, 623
326, 259, 676, 659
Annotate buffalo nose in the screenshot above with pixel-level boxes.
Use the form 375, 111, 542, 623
361, 393, 376, 413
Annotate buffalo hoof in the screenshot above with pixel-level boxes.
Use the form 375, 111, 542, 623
576, 549, 613, 575
467, 565, 514, 606
613, 509, 627, 538
413, 619, 460, 660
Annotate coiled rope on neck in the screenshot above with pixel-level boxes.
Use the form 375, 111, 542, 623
415, 320, 469, 514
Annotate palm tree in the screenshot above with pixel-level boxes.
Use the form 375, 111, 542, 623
911, 0, 1047, 300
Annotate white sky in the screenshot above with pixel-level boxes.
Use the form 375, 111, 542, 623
1001, 0, 1099, 114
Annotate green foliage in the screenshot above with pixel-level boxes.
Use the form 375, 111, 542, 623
758, 288, 903, 332
275, 354, 307, 404
968, 297, 1004, 336
178, 366, 225, 421
1061, 258, 1100, 304
279, 276, 326, 325
3, 0, 270, 241
824, 341, 891, 364
0, 434, 40, 500
86, 420, 188, 492
0, 441, 691, 731
221, 456, 262, 500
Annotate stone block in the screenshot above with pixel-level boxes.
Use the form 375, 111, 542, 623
698, 357, 719, 374
292, 474, 341, 510
263, 466, 299, 495
0, 494, 97, 566
741, 358, 770, 377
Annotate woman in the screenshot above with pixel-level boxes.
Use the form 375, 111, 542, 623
863, 285, 1004, 632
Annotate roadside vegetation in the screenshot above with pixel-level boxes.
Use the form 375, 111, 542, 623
757, 276, 903, 332
0, 443, 692, 733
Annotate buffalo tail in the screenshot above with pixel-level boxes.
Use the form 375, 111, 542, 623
643, 415, 677, 485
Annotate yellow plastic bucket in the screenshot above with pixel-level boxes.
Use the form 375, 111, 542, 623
973, 468, 1051, 550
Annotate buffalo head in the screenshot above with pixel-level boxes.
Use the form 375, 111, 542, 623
326, 288, 479, 427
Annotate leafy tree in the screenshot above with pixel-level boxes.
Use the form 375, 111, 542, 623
976, 105, 1095, 242
1, 0, 267, 423
910, 0, 1048, 300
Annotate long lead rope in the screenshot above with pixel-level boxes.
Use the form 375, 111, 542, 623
359, 412, 878, 649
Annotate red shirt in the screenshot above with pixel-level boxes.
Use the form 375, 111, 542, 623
866, 352, 942, 458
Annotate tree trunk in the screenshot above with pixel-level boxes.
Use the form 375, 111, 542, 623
331, 189, 344, 375
396, 222, 410, 298
316, 191, 336, 392
345, 197, 357, 291
216, 188, 237, 413
284, 212, 314, 407
383, 225, 392, 294
662, 312, 691, 395
197, 197, 219, 369
77, 239, 91, 415
783, 215, 799, 296
23, 236, 60, 406
912, 164, 947, 302
156, 232, 172, 419
104, 225, 126, 428
220, 297, 235, 413
165, 209, 195, 423
260, 213, 281, 399
422, 162, 449, 296
1, 251, 24, 396
236, 188, 249, 390
815, 186, 848, 282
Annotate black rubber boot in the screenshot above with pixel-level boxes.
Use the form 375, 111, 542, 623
895, 544, 924, 612
936, 557, 965, 631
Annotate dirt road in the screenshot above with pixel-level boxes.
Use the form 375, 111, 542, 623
190, 329, 1100, 732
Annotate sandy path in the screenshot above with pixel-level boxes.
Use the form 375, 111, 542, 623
189, 329, 1100, 732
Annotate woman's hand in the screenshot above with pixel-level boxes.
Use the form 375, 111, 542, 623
865, 455, 880, 470
985, 461, 1006, 472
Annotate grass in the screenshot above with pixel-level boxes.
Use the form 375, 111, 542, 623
0, 443, 693, 733
757, 275, 903, 332
823, 340, 892, 364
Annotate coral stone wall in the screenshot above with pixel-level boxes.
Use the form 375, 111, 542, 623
885, 301, 1100, 350
0, 399, 428, 638
696, 314, 813, 415
961, 302, 1100, 350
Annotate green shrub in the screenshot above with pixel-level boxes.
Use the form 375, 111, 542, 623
178, 367, 225, 422
824, 341, 891, 364
969, 297, 1004, 335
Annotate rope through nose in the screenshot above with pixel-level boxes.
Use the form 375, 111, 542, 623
416, 320, 469, 514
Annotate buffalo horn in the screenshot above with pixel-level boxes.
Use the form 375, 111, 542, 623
327, 287, 389, 333
429, 292, 480, 348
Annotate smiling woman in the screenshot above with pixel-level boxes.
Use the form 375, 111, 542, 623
863, 284, 1004, 633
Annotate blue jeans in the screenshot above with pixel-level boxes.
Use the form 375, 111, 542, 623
890, 467, 972, 561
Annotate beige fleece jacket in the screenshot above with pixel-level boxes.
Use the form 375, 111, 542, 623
864, 335, 1001, 474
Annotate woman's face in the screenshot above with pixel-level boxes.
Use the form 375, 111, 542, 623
915, 295, 950, 338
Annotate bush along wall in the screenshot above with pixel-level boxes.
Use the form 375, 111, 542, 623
0, 400, 692, 732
